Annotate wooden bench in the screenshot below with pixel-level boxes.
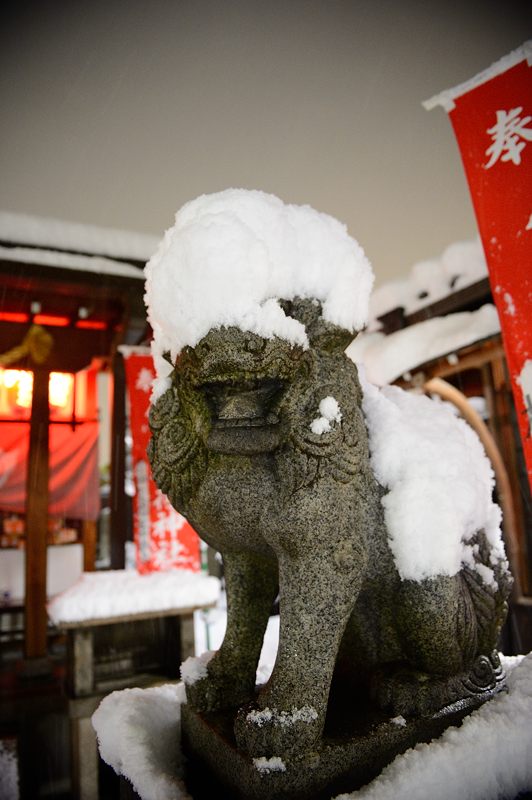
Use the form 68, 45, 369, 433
54, 602, 214, 800
56, 604, 208, 697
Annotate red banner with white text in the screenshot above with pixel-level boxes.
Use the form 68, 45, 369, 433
122, 349, 200, 573
427, 44, 532, 488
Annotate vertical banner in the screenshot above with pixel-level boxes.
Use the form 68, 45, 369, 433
425, 42, 532, 489
121, 348, 200, 573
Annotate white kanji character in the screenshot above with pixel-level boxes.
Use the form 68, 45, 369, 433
152, 505, 186, 538
485, 107, 532, 169
151, 543, 171, 569
135, 367, 154, 393
150, 534, 185, 569
153, 488, 168, 512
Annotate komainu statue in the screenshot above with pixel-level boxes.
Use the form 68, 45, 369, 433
144, 190, 511, 794
148, 297, 511, 758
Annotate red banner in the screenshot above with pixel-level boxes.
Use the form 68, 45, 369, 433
425, 43, 532, 489
121, 349, 200, 573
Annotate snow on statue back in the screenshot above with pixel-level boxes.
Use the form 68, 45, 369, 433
146, 190, 511, 781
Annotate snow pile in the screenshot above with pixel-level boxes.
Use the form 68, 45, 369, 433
92, 655, 532, 800
441, 240, 488, 294
145, 189, 374, 398
180, 651, 215, 686
247, 705, 318, 728
360, 373, 507, 585
310, 396, 343, 435
335, 654, 532, 800
369, 238, 487, 323
0, 210, 158, 261
346, 304, 500, 385
92, 682, 190, 800
47, 569, 220, 625
253, 756, 287, 774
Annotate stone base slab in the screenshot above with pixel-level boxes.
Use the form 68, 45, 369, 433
181, 686, 503, 800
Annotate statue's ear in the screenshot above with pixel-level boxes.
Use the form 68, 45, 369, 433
310, 322, 355, 353
163, 350, 173, 366
279, 297, 353, 352
309, 321, 354, 352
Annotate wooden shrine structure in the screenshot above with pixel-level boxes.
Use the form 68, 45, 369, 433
0, 219, 151, 666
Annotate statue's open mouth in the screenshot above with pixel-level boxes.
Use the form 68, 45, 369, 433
200, 378, 284, 453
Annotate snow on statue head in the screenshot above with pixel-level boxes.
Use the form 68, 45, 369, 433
144, 189, 374, 401
146, 190, 511, 792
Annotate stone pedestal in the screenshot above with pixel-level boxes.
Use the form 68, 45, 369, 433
181, 683, 503, 800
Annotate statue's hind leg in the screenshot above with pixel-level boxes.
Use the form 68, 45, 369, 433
185, 550, 278, 712
374, 574, 504, 715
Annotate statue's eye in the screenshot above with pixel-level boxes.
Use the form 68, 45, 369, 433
195, 341, 211, 359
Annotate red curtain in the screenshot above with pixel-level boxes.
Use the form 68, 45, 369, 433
0, 419, 99, 520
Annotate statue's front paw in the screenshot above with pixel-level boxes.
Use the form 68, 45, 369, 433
234, 702, 322, 757
181, 652, 255, 713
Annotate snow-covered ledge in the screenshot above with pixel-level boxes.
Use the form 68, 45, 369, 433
92, 654, 532, 800
47, 569, 220, 626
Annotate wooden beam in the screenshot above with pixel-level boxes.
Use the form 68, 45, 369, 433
24, 367, 50, 659
82, 520, 97, 572
110, 352, 127, 569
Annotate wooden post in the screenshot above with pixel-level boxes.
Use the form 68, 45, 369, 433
67, 628, 95, 697
24, 367, 50, 660
110, 352, 127, 569
82, 520, 97, 572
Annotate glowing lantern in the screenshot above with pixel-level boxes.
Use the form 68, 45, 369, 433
49, 372, 74, 408
0, 369, 75, 414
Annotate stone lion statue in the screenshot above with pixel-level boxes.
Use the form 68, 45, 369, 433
147, 297, 511, 758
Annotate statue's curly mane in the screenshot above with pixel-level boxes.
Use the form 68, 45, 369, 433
148, 379, 208, 512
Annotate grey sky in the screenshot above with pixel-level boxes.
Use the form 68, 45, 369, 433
1, 0, 529, 284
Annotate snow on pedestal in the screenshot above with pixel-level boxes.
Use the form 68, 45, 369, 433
91, 654, 532, 800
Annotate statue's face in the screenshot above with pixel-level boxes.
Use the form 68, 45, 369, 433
177, 327, 304, 455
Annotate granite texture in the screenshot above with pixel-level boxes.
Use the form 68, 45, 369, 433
148, 298, 511, 771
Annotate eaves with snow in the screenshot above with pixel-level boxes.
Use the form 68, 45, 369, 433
347, 238, 500, 386
0, 211, 159, 346
0, 210, 158, 280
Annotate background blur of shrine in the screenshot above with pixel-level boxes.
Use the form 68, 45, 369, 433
0, 210, 531, 665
